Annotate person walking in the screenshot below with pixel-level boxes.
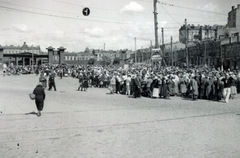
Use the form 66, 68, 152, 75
33, 82, 46, 116
48, 73, 57, 91
39, 72, 47, 89
59, 69, 63, 79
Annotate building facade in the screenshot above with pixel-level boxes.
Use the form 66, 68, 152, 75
1, 42, 44, 66
227, 5, 240, 28
174, 5, 240, 69
3, 42, 41, 55
179, 24, 225, 43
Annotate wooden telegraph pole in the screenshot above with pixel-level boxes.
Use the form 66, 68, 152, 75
185, 19, 189, 70
171, 36, 173, 67
135, 37, 136, 63
153, 0, 159, 49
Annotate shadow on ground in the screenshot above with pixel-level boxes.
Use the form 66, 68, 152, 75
25, 111, 38, 116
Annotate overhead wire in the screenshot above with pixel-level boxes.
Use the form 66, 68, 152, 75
0, 5, 129, 24
0, 0, 141, 22
158, 1, 226, 16
0, 0, 77, 16
0, 0, 232, 48
0, 0, 229, 25
52, 0, 151, 15
158, 3, 182, 25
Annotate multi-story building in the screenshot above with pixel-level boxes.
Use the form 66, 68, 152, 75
3, 42, 41, 54
118, 50, 132, 62
163, 42, 185, 66
227, 5, 240, 28
1, 42, 44, 66
94, 50, 118, 61
63, 49, 120, 65
179, 24, 225, 43
175, 4, 240, 69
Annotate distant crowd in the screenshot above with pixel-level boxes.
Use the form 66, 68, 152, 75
3, 63, 240, 103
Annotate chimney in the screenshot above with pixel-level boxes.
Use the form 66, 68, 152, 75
232, 6, 235, 10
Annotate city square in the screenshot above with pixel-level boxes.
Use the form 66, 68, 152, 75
1, 0, 240, 157
1, 74, 240, 158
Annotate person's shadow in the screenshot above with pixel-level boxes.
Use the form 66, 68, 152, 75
25, 111, 38, 116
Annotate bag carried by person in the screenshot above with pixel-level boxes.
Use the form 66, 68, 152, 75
29, 93, 35, 100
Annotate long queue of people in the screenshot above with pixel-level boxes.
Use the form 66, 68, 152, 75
70, 65, 240, 103
3, 63, 240, 104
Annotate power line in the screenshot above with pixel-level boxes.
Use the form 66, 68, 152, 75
159, 3, 182, 25
0, 0, 76, 16
0, 0, 229, 25
53, 0, 152, 15
0, 5, 129, 24
158, 1, 226, 16
0, 0, 140, 22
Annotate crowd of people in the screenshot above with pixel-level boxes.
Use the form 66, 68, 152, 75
3, 65, 34, 76
38, 63, 240, 103
3, 63, 240, 117
4, 63, 240, 105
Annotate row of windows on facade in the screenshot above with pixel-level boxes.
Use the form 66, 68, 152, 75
3, 50, 41, 54
64, 56, 93, 61
64, 53, 119, 61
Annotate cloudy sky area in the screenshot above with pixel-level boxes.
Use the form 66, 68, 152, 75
0, 0, 239, 52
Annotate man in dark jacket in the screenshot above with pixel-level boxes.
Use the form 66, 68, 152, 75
48, 73, 57, 91
33, 82, 46, 116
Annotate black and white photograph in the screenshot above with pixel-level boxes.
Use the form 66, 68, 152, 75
1, 0, 240, 157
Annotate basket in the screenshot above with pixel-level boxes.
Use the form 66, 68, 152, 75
29, 93, 36, 100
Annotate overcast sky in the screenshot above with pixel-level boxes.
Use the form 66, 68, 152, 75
0, 0, 239, 52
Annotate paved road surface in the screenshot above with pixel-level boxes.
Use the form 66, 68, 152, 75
1, 74, 240, 158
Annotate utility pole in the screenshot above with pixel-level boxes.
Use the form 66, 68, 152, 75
171, 36, 173, 67
135, 37, 136, 63
104, 43, 105, 51
161, 27, 165, 66
150, 40, 152, 66
185, 19, 189, 70
204, 40, 206, 66
153, 0, 159, 48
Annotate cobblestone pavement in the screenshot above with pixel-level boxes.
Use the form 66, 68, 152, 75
1, 74, 240, 158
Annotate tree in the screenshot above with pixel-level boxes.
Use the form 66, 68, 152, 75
84, 47, 90, 54
92, 49, 97, 56
113, 57, 121, 65
100, 55, 111, 66
88, 58, 96, 65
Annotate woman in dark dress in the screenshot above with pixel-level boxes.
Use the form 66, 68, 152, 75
33, 82, 46, 117
161, 76, 170, 99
